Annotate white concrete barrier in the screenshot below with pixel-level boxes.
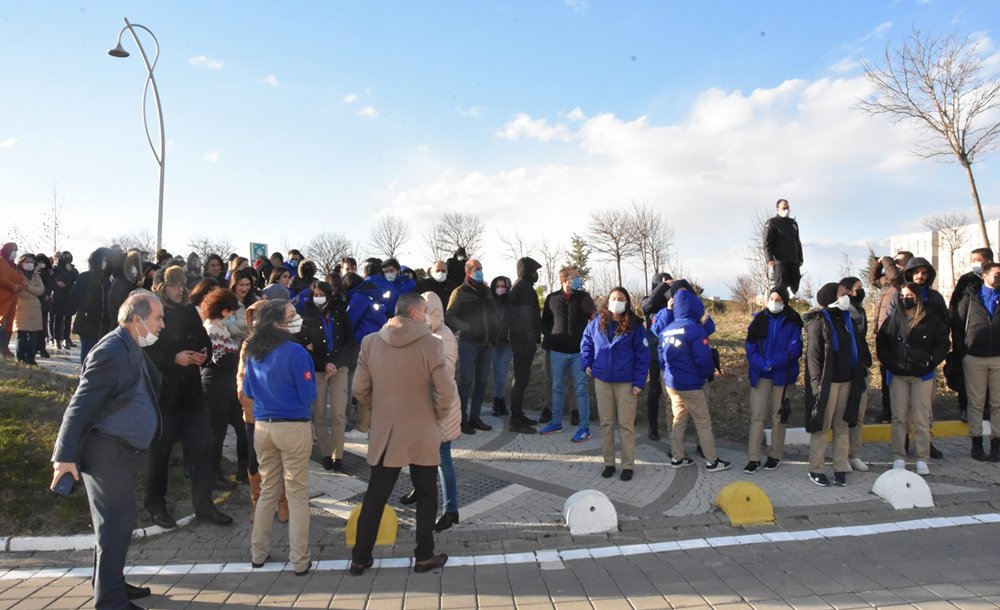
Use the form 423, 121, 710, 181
563, 490, 617, 536
872, 469, 934, 510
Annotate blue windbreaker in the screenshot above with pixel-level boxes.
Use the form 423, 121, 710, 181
347, 281, 389, 344
580, 315, 651, 388
659, 291, 715, 391
745, 309, 803, 388
650, 294, 715, 370
366, 275, 399, 317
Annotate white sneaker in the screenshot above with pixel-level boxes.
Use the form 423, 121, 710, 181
915, 461, 929, 476
849, 458, 869, 472
892, 459, 906, 470
344, 429, 368, 442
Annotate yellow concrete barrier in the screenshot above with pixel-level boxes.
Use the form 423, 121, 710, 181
344, 504, 398, 546
714, 482, 775, 526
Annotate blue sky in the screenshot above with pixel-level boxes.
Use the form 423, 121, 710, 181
2, 1, 1000, 296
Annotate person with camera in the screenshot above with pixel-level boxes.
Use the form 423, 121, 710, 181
743, 286, 803, 474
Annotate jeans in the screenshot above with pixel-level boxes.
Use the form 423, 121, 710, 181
458, 341, 491, 421
550, 350, 589, 428
491, 344, 513, 399
439, 442, 457, 513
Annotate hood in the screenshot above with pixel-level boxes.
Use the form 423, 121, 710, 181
452, 246, 468, 262
87, 247, 114, 274
108, 248, 127, 280
672, 290, 705, 321
298, 259, 317, 279
490, 275, 511, 299
123, 251, 143, 285
422, 291, 445, 331
904, 256, 937, 285
1, 243, 15, 263
515, 257, 541, 281
377, 315, 431, 347
651, 272, 672, 292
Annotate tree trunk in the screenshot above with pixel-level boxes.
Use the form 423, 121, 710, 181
642, 260, 649, 296
964, 161, 992, 250
615, 258, 623, 287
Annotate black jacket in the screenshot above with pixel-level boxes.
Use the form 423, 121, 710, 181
507, 257, 542, 346
70, 248, 114, 338
542, 289, 596, 354
891, 257, 948, 324
803, 307, 869, 432
415, 276, 453, 312
50, 260, 78, 315
952, 285, 1000, 358
297, 297, 355, 370
145, 300, 212, 386
445, 279, 497, 345
763, 215, 803, 264
950, 271, 983, 314
877, 309, 950, 378
490, 276, 513, 345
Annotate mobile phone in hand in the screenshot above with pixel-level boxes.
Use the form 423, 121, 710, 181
52, 471, 76, 496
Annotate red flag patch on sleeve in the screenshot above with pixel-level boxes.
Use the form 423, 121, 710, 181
304, 371, 313, 381
702, 338, 710, 345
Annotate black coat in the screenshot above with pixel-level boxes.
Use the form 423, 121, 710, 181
803, 307, 869, 433
297, 298, 354, 370
876, 310, 950, 378
507, 257, 542, 347
145, 300, 211, 402
50, 263, 78, 315
763, 215, 803, 264
952, 286, 1000, 359
70, 271, 110, 338
445, 280, 497, 345
415, 277, 453, 312
542, 289, 596, 354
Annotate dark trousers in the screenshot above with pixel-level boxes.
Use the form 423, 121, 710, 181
880, 365, 892, 417
79, 431, 142, 610
509, 343, 536, 419
144, 380, 215, 515
52, 313, 72, 343
206, 387, 249, 473
246, 423, 259, 475
352, 454, 437, 563
15, 331, 37, 364
771, 262, 802, 295
79, 334, 99, 365
39, 303, 50, 343
457, 341, 491, 421
647, 359, 664, 430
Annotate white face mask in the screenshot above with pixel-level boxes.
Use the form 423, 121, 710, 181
384, 272, 398, 283
313, 296, 327, 307
495, 287, 508, 296
833, 294, 851, 311
972, 262, 984, 275
21, 262, 34, 272
608, 300, 627, 314
778, 209, 789, 218
138, 317, 160, 347
286, 314, 303, 334
767, 300, 784, 314
432, 271, 447, 283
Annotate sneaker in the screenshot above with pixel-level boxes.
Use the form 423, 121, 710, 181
601, 466, 615, 478
893, 459, 906, 469
670, 457, 694, 469
763, 457, 780, 471
705, 459, 731, 472
929, 444, 944, 460
808, 472, 830, 487
848, 458, 869, 472
915, 460, 930, 475
539, 422, 563, 436
620, 469, 633, 481
833, 471, 847, 486
538, 408, 552, 424
743, 461, 760, 474
571, 428, 591, 443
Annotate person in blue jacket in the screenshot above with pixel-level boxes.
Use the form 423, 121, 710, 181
650, 279, 716, 345
345, 266, 389, 346
660, 290, 730, 472
744, 286, 803, 474
367, 258, 412, 316
581, 287, 650, 481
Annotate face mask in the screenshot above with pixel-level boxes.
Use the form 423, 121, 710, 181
101, 260, 108, 271
900, 297, 917, 310
472, 270, 484, 283
767, 300, 784, 314
137, 317, 160, 347
384, 272, 398, 283
972, 262, 984, 275
608, 300, 627, 314
21, 262, 34, 272
66, 263, 74, 271
778, 209, 789, 218
289, 259, 299, 268
313, 296, 327, 307
833, 294, 851, 311
286, 315, 303, 334
570, 277, 582, 291
495, 287, 508, 296
37, 264, 46, 270
852, 289, 865, 304
432, 271, 447, 282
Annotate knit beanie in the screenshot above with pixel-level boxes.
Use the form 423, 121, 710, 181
769, 286, 790, 305
816, 283, 839, 308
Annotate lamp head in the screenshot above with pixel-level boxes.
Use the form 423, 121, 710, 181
108, 43, 130, 58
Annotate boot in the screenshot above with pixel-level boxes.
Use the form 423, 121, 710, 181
990, 438, 1000, 463
492, 397, 509, 416
972, 437, 987, 462
277, 483, 290, 523
236, 462, 249, 483
538, 407, 552, 424
249, 472, 262, 523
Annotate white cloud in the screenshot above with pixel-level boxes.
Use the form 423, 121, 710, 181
564, 0, 588, 12
457, 106, 486, 118
566, 107, 586, 122
0, 137, 15, 149
496, 114, 574, 142
202, 152, 219, 163
343, 93, 359, 104
358, 106, 379, 119
189, 55, 224, 70
259, 75, 280, 88
830, 57, 860, 73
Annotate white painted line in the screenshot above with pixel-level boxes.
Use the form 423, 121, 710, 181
459, 484, 532, 522
6, 512, 1000, 581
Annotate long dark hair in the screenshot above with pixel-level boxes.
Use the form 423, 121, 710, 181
246, 299, 293, 361
898, 281, 926, 335
598, 286, 637, 336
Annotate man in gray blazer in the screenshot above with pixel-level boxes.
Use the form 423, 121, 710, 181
51, 290, 164, 610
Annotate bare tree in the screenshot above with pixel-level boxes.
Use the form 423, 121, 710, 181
587, 208, 639, 287
497, 229, 532, 264
537, 236, 562, 292
861, 28, 1000, 249
41, 180, 68, 253
728, 274, 759, 313
838, 252, 855, 281
745, 207, 772, 298
368, 215, 411, 260
109, 229, 155, 261
307, 231, 353, 276
5, 225, 38, 254
187, 235, 235, 262
424, 212, 485, 260
630, 202, 675, 292
798, 274, 815, 304
924, 212, 970, 288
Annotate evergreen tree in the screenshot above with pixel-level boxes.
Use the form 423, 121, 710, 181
565, 233, 591, 281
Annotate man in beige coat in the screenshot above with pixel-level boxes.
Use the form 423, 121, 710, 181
350, 292, 458, 575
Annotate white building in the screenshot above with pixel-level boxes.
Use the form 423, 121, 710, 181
889, 219, 1000, 303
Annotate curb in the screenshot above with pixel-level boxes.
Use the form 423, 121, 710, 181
768, 419, 984, 446
2, 515, 196, 553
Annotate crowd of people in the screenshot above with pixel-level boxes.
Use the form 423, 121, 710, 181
2, 197, 990, 608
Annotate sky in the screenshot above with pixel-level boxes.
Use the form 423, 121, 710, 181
2, 1, 1000, 297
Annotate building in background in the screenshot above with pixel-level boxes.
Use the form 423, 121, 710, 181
889, 219, 1000, 302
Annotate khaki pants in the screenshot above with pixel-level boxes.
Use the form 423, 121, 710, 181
666, 387, 718, 462
595, 380, 637, 468
747, 379, 786, 462
849, 370, 870, 459
312, 367, 350, 459
808, 381, 850, 473
963, 355, 1000, 438
252, 421, 312, 572
889, 375, 933, 460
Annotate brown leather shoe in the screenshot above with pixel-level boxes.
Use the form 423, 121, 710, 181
413, 553, 448, 573
348, 559, 373, 576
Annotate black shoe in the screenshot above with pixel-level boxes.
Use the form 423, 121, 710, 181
400, 489, 417, 505
522, 415, 538, 425
509, 419, 537, 434
294, 561, 312, 576
620, 469, 633, 481
960, 408, 968, 422
833, 471, 847, 487
808, 472, 830, 487
492, 397, 509, 416
348, 559, 373, 576
322, 456, 335, 471
65, 340, 76, 348
213, 476, 238, 491
251, 554, 271, 569
332, 459, 344, 472
434, 512, 459, 532
38, 348, 50, 359
601, 466, 615, 478
413, 553, 448, 573
196, 507, 234, 526
705, 458, 731, 472
126, 603, 145, 609
743, 461, 760, 474
648, 428, 660, 441
125, 582, 151, 600
670, 457, 694, 469
461, 423, 476, 435
763, 457, 780, 471
879, 409, 892, 424
470, 418, 493, 431
149, 507, 177, 529
539, 408, 552, 424
972, 437, 987, 461
990, 438, 1000, 463
570, 410, 580, 426
930, 444, 944, 460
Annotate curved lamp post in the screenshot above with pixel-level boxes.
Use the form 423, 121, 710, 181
108, 17, 166, 253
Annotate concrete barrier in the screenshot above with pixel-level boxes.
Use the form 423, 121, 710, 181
563, 490, 617, 536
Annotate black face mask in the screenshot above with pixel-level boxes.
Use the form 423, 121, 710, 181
901, 297, 917, 310
851, 289, 865, 306
528, 271, 539, 284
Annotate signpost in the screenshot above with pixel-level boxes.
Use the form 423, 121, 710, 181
250, 242, 268, 261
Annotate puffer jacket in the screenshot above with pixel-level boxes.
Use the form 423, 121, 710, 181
445, 278, 497, 345
745, 306, 803, 388
877, 307, 949, 378
952, 284, 1000, 358
803, 306, 869, 433
71, 248, 113, 338
659, 291, 715, 391
580, 313, 650, 388
13, 270, 44, 332
542, 288, 596, 354
507, 257, 542, 346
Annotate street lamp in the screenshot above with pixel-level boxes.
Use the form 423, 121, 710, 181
108, 17, 166, 254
